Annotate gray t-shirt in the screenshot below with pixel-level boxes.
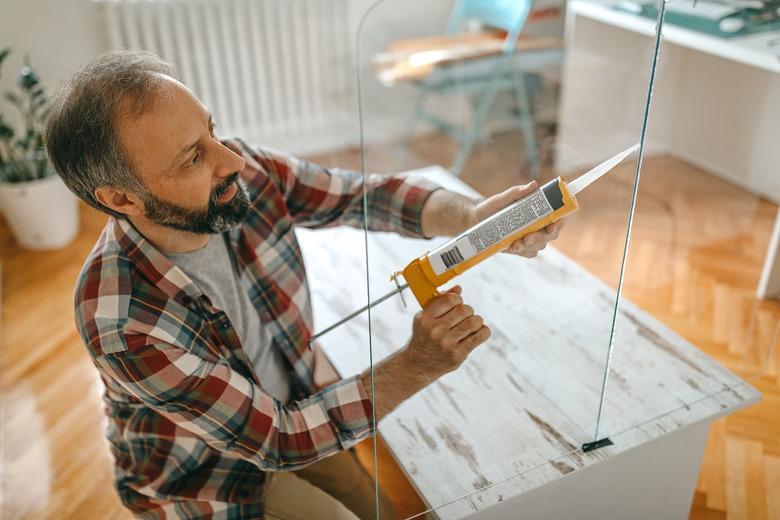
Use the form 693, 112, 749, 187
168, 235, 291, 404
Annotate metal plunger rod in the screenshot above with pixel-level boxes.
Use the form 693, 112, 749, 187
309, 283, 410, 343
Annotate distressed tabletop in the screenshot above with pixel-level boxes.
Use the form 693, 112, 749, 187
296, 166, 760, 518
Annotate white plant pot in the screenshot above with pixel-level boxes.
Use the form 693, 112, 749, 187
0, 175, 80, 250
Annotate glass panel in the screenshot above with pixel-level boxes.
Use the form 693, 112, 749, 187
598, 0, 779, 444
344, 0, 676, 516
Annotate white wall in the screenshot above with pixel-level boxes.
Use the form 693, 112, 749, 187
666, 47, 780, 201
0, 0, 111, 131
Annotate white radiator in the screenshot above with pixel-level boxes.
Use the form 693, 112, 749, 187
102, 0, 355, 152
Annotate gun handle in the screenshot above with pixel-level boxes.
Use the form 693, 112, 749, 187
402, 257, 440, 307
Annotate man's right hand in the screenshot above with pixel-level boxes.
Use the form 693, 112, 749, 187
360, 286, 491, 423
405, 285, 491, 375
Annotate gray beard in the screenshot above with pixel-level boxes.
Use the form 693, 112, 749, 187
139, 173, 250, 234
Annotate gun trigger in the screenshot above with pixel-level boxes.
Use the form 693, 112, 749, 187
392, 272, 408, 309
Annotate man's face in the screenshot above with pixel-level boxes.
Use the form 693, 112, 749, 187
117, 77, 249, 234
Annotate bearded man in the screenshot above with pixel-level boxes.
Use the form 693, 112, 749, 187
44, 50, 561, 519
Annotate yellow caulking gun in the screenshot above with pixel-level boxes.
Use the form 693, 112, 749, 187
309, 143, 639, 343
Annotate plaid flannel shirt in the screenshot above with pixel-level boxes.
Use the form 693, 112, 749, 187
75, 139, 439, 518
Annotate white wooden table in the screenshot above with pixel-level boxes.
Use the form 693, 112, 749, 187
297, 166, 760, 519
556, 0, 780, 299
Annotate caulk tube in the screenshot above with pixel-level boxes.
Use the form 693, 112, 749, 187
401, 177, 579, 307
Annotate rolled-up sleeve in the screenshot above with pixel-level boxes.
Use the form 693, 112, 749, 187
97, 340, 373, 471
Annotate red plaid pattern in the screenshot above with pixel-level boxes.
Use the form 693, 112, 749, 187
74, 139, 439, 518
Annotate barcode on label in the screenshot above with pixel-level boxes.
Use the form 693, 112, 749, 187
441, 246, 465, 270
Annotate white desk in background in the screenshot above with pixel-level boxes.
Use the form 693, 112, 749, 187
296, 166, 759, 519
557, 0, 780, 299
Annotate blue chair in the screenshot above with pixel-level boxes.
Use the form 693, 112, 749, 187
402, 0, 543, 178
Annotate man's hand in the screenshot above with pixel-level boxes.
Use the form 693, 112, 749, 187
360, 286, 490, 422
404, 285, 490, 374
473, 181, 564, 258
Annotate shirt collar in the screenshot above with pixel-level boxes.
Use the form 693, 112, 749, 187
113, 218, 205, 305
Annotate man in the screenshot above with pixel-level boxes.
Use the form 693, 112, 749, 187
44, 50, 562, 519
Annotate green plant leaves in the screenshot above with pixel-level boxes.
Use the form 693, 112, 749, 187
0, 48, 53, 183
18, 65, 40, 91
0, 115, 14, 140
0, 48, 10, 71
4, 92, 22, 108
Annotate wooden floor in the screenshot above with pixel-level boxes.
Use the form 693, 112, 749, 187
1, 133, 778, 519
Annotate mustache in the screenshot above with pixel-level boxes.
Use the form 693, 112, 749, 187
211, 172, 241, 201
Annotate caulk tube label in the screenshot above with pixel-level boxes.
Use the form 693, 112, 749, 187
428, 180, 561, 276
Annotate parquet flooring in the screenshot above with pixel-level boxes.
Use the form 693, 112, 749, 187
1, 132, 778, 518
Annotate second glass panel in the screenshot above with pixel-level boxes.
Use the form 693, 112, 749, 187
355, 0, 662, 516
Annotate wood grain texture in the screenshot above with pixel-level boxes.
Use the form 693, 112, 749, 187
1, 147, 778, 519
1, 203, 130, 519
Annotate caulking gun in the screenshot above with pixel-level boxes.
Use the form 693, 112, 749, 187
310, 143, 640, 342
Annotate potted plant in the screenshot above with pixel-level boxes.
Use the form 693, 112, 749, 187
0, 48, 78, 250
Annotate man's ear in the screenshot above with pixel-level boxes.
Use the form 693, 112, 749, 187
94, 186, 145, 217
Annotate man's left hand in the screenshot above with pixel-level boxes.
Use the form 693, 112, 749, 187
472, 181, 564, 259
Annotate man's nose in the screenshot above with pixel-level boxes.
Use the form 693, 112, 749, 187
216, 145, 246, 178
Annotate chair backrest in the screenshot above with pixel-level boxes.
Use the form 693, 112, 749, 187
445, 0, 532, 51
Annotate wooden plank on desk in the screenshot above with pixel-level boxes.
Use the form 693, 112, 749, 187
373, 35, 563, 85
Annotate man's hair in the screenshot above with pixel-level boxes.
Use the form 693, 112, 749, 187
44, 50, 176, 219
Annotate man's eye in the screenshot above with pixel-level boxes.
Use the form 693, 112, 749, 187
209, 122, 217, 137
188, 150, 201, 167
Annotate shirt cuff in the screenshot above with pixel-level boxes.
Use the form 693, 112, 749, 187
314, 374, 375, 449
